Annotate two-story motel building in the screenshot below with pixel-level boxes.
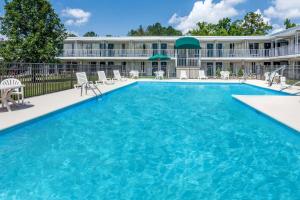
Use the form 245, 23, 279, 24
59, 26, 300, 78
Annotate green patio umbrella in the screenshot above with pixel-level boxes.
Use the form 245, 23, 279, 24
148, 54, 171, 61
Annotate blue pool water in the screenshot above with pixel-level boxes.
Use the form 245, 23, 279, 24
0, 82, 300, 199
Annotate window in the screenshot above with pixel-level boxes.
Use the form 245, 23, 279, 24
100, 43, 106, 56
217, 43, 223, 57
152, 43, 158, 55
90, 62, 97, 72
264, 43, 271, 57
108, 44, 114, 57
84, 43, 92, 55
230, 63, 234, 75
207, 63, 213, 76
152, 62, 158, 75
207, 44, 214, 57
121, 44, 126, 56
230, 43, 235, 57
161, 43, 167, 55
161, 62, 167, 74
121, 62, 126, 72
141, 62, 145, 73
249, 43, 259, 56
251, 62, 256, 74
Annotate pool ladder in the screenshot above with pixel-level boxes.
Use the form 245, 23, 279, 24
81, 82, 103, 98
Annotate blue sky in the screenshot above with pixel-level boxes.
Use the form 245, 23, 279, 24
1, 0, 300, 36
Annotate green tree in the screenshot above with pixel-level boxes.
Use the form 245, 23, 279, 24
128, 25, 145, 36
67, 33, 78, 37
215, 18, 231, 36
228, 20, 244, 36
189, 22, 214, 36
128, 23, 182, 36
83, 31, 98, 37
284, 18, 296, 29
189, 12, 272, 36
238, 68, 244, 77
0, 0, 67, 63
242, 12, 272, 35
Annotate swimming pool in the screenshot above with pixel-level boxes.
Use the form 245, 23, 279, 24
0, 82, 299, 199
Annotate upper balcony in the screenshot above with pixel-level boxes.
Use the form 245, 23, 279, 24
61, 49, 176, 58
60, 44, 300, 59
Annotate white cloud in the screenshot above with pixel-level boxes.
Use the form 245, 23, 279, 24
255, 9, 271, 24
62, 8, 91, 26
264, 0, 300, 20
169, 0, 245, 33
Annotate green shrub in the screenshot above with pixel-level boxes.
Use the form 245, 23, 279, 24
216, 68, 221, 77
238, 68, 244, 77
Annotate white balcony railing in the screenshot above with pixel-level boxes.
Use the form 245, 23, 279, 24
61, 49, 175, 58
61, 44, 300, 58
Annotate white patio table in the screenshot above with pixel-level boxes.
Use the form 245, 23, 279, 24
0, 85, 25, 112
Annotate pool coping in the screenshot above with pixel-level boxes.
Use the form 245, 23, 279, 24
0, 81, 137, 133
233, 95, 300, 133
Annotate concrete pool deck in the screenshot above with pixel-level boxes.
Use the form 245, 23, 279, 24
233, 95, 300, 132
0, 80, 137, 131
0, 79, 300, 132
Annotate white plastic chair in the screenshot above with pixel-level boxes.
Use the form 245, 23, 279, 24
155, 70, 164, 80
96, 71, 114, 85
0, 78, 24, 104
180, 70, 188, 80
129, 70, 139, 79
113, 70, 127, 81
198, 70, 208, 79
221, 71, 230, 80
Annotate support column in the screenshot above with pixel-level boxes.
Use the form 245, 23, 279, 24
213, 62, 216, 77
74, 40, 78, 56
175, 50, 178, 67
296, 32, 299, 54
275, 38, 278, 57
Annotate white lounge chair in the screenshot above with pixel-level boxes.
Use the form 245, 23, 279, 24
76, 72, 101, 96
155, 70, 164, 80
96, 71, 114, 85
198, 70, 208, 79
221, 71, 230, 80
180, 70, 188, 80
0, 78, 24, 104
129, 70, 139, 79
113, 70, 127, 81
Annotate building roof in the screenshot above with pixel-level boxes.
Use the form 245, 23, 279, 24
65, 26, 300, 42
270, 25, 300, 38
65, 35, 271, 42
